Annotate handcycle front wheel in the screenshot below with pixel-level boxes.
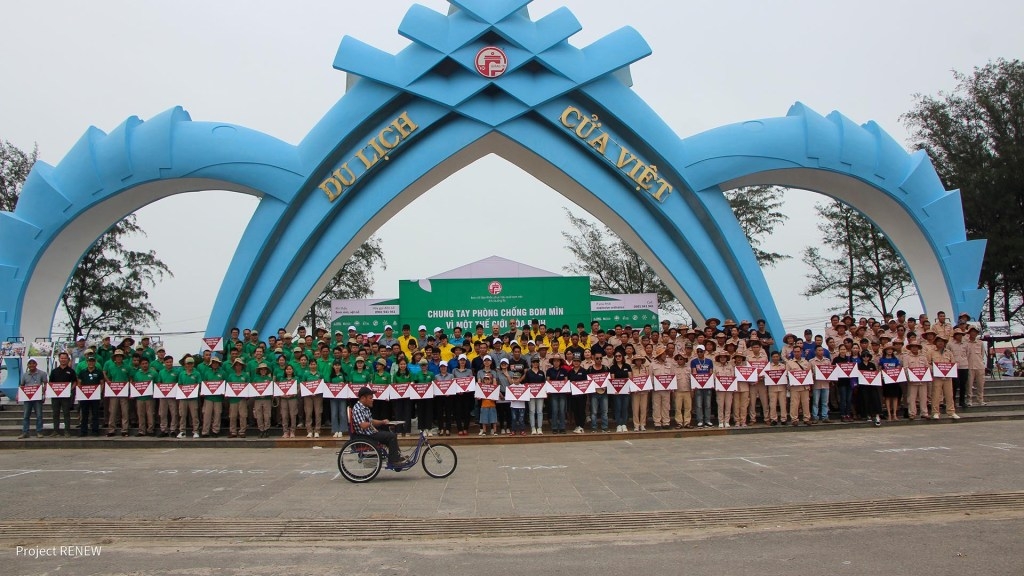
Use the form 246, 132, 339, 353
338, 438, 383, 483
420, 443, 458, 478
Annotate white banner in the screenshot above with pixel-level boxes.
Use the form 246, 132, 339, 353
275, 379, 298, 397
714, 375, 736, 392
17, 384, 44, 402
504, 384, 531, 402
299, 380, 324, 397
75, 383, 103, 402
104, 381, 131, 398
152, 382, 179, 400
46, 381, 74, 399
224, 381, 253, 398
628, 375, 653, 392
525, 382, 548, 399
906, 366, 933, 383
475, 381, 502, 400
690, 373, 715, 390
651, 374, 678, 391
813, 364, 838, 381
250, 380, 276, 398
176, 383, 201, 400
544, 379, 572, 394
407, 382, 435, 400
881, 367, 905, 384
201, 380, 226, 396
129, 380, 154, 398
933, 362, 958, 378
763, 368, 789, 386
788, 370, 813, 386
734, 366, 758, 383
858, 370, 882, 386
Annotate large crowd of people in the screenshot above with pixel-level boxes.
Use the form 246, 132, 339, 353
15, 311, 994, 440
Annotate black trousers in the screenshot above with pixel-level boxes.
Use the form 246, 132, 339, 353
392, 398, 412, 434
954, 372, 969, 407
571, 395, 588, 428
416, 398, 433, 431
496, 403, 511, 429
455, 393, 474, 431
434, 396, 454, 431
51, 397, 73, 432
366, 431, 401, 463
79, 400, 101, 433
860, 386, 883, 417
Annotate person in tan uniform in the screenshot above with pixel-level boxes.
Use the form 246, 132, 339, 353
786, 354, 811, 426
928, 335, 960, 420
965, 326, 987, 405
732, 352, 751, 427
765, 351, 788, 425
630, 353, 650, 432
948, 330, 970, 410
649, 346, 673, 430
672, 350, 693, 428
932, 312, 954, 342
713, 351, 735, 428
903, 342, 930, 420
745, 340, 769, 425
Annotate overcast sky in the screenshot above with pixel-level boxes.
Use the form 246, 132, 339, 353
2, 0, 1022, 355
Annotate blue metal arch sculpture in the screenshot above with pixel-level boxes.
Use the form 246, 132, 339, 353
0, 0, 984, 388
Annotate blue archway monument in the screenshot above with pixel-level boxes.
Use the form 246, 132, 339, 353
0, 0, 985, 374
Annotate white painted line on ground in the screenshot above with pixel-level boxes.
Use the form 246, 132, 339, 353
977, 443, 1022, 451
687, 455, 791, 468
874, 447, 950, 453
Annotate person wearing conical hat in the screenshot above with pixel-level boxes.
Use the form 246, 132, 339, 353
629, 350, 651, 432
786, 350, 812, 426
731, 351, 751, 428
713, 350, 734, 428
252, 363, 274, 438
649, 345, 674, 430
928, 335, 959, 421
965, 326, 986, 407
903, 341, 930, 420
948, 330, 969, 411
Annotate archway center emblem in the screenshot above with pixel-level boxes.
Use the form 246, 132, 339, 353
475, 47, 508, 78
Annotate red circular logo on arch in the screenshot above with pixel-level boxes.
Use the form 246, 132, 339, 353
488, 281, 503, 295
475, 47, 508, 78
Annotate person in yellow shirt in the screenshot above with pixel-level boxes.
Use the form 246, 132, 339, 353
436, 334, 454, 362
397, 324, 416, 357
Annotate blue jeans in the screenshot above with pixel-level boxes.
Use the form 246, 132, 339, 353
590, 393, 609, 430
812, 388, 829, 420
511, 407, 526, 432
329, 399, 348, 433
549, 394, 567, 431
22, 400, 43, 435
694, 389, 713, 424
836, 382, 853, 417
612, 394, 630, 426
528, 398, 544, 429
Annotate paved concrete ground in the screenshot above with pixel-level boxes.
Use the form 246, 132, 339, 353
2, 515, 1022, 576
0, 421, 1022, 520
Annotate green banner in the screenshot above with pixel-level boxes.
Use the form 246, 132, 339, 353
399, 277, 591, 332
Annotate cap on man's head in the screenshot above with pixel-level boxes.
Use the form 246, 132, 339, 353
113, 349, 125, 356
76, 336, 86, 342
358, 386, 374, 398
185, 357, 195, 364
418, 358, 429, 365
418, 325, 428, 331
27, 358, 37, 365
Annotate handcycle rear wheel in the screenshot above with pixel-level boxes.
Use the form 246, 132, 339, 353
420, 443, 458, 478
338, 438, 383, 483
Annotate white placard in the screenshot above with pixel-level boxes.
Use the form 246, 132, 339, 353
250, 380, 276, 397
788, 370, 813, 386
544, 379, 572, 394
75, 383, 103, 402
881, 367, 905, 384
224, 381, 253, 398
651, 374, 678, 391
906, 366, 933, 383
813, 364, 839, 381
763, 368, 789, 386
714, 375, 736, 392
152, 382, 179, 399
176, 383, 201, 400
475, 381, 502, 400
17, 384, 44, 402
104, 381, 131, 398
275, 379, 298, 397
932, 362, 958, 378
129, 380, 154, 398
735, 366, 758, 383
504, 384, 531, 402
690, 373, 715, 390
628, 375, 653, 392
299, 379, 324, 397
201, 380, 226, 396
407, 382, 434, 400
525, 382, 548, 399
46, 381, 74, 399
858, 370, 882, 386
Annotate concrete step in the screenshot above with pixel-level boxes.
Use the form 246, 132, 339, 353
0, 409, 1021, 447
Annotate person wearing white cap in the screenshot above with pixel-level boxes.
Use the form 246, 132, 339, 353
378, 325, 398, 350
452, 354, 475, 435
17, 358, 48, 438
690, 345, 714, 427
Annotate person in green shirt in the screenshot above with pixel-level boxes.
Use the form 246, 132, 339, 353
103, 349, 132, 437
225, 358, 249, 438
371, 358, 392, 420
156, 356, 179, 437
201, 356, 225, 438
138, 336, 157, 364
416, 358, 436, 436
349, 357, 370, 384
303, 360, 325, 438
392, 358, 414, 436
279, 363, 300, 439
176, 357, 203, 438
133, 357, 160, 436
252, 363, 273, 438
273, 354, 290, 381
328, 360, 348, 438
